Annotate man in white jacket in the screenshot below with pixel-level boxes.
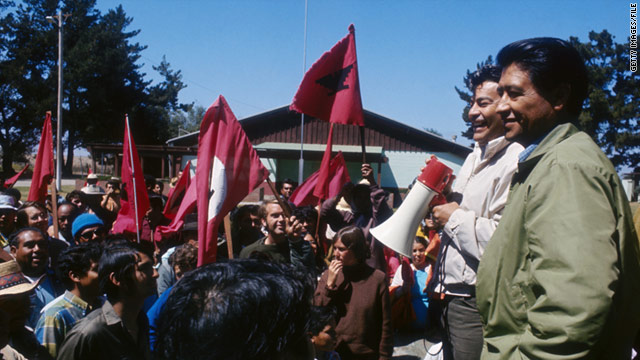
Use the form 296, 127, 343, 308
429, 65, 523, 360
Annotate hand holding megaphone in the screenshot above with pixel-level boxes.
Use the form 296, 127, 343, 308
370, 155, 454, 257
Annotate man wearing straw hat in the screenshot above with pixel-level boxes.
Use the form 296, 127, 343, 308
0, 259, 51, 359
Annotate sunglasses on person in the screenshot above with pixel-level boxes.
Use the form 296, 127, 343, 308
79, 228, 106, 239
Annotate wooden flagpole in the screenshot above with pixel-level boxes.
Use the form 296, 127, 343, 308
50, 180, 59, 239
359, 126, 367, 163
125, 114, 141, 244
266, 178, 291, 218
224, 214, 234, 259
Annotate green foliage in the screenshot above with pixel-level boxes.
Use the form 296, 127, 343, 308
0, 0, 188, 176
569, 30, 639, 170
167, 104, 206, 138
423, 127, 442, 136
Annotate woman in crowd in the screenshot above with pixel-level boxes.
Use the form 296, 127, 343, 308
314, 226, 392, 360
389, 237, 434, 331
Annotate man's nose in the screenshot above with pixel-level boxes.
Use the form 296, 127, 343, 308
496, 94, 510, 115
468, 103, 481, 120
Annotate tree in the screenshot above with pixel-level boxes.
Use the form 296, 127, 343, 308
0, 0, 57, 175
423, 127, 442, 136
457, 32, 639, 170
570, 30, 639, 170
0, 0, 188, 176
167, 104, 206, 138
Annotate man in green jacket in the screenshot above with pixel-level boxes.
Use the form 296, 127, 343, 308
476, 37, 640, 359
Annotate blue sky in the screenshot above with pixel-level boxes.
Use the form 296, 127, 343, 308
95, 0, 631, 145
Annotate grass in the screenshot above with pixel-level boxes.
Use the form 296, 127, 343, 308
13, 185, 77, 201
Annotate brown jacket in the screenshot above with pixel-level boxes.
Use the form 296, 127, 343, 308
314, 264, 393, 360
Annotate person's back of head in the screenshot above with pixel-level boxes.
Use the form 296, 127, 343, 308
57, 243, 102, 302
154, 259, 314, 360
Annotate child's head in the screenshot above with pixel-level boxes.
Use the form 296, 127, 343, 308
308, 306, 337, 353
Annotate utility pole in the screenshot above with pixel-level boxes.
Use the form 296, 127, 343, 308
47, 11, 71, 191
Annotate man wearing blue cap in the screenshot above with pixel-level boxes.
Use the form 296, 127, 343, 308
72, 213, 105, 245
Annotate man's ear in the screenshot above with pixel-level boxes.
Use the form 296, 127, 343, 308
69, 270, 82, 284
108, 272, 120, 287
552, 83, 571, 112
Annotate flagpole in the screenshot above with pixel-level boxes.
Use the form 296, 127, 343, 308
50, 180, 59, 239
126, 114, 141, 244
297, 0, 309, 185
266, 178, 291, 218
359, 126, 367, 164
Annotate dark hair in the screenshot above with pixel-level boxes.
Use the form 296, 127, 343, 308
16, 201, 47, 229
467, 64, 502, 93
155, 181, 164, 192
232, 204, 259, 224
154, 259, 314, 360
414, 236, 428, 248
57, 202, 79, 221
149, 195, 164, 210
65, 190, 85, 203
282, 178, 295, 186
308, 306, 337, 336
497, 37, 588, 115
352, 184, 371, 200
57, 243, 102, 290
292, 206, 318, 224
169, 243, 198, 273
9, 226, 48, 248
98, 244, 140, 300
144, 175, 157, 188
3, 187, 21, 202
334, 226, 369, 263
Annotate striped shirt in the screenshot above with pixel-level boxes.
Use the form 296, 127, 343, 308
34, 290, 91, 359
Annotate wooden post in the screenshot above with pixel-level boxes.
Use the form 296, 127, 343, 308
224, 214, 233, 259
359, 126, 367, 164
50, 180, 59, 239
377, 157, 383, 186
266, 178, 291, 218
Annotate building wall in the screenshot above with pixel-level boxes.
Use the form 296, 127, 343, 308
382, 151, 465, 189
260, 150, 466, 191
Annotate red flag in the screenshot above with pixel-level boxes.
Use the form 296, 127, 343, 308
163, 162, 191, 220
112, 116, 150, 238
312, 123, 336, 200
290, 24, 364, 126
27, 113, 54, 203
4, 165, 29, 188
196, 96, 269, 266
289, 152, 351, 207
154, 179, 197, 242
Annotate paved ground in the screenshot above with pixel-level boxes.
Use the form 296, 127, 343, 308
13, 179, 77, 187
393, 331, 438, 359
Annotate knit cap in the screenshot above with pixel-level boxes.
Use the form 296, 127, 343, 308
72, 213, 104, 239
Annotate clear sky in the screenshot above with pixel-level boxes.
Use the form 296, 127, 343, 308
95, 0, 631, 145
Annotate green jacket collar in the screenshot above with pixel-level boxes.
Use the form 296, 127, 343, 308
516, 122, 579, 177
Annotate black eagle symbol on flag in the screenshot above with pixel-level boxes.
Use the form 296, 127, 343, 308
315, 64, 354, 96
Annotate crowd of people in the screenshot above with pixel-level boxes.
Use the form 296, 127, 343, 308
0, 36, 639, 360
